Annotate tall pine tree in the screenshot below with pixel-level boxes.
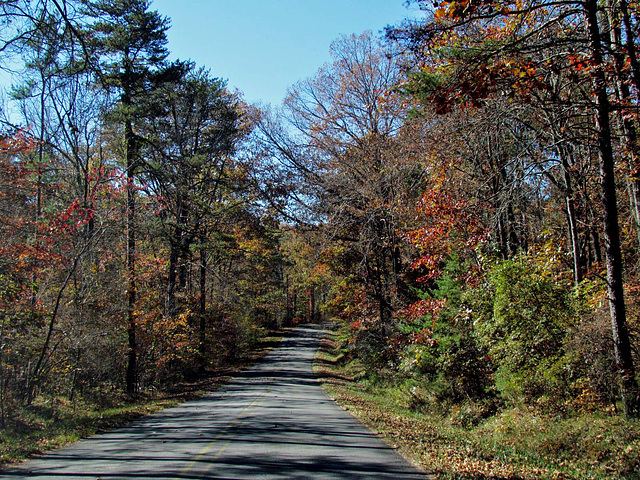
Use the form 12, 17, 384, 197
84, 0, 189, 395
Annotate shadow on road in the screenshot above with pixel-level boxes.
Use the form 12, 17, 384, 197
2, 325, 428, 480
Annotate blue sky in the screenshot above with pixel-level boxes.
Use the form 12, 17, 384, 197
150, 0, 423, 107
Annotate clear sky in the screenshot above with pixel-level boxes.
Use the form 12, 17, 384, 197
150, 0, 423, 107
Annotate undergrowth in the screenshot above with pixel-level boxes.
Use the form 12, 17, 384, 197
315, 330, 640, 480
0, 331, 285, 467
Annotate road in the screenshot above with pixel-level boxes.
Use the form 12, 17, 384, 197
2, 325, 427, 479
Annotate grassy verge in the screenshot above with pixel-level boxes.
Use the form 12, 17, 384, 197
314, 330, 640, 480
0, 330, 285, 467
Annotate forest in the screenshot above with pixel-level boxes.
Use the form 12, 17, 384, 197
0, 0, 639, 475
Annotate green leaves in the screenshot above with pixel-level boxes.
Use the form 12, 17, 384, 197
475, 254, 578, 401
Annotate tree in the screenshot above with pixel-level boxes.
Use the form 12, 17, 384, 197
84, 0, 188, 395
278, 32, 417, 330
141, 68, 244, 371
0, 129, 38, 419
392, 0, 639, 417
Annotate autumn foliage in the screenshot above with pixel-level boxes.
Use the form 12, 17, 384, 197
1, 0, 639, 453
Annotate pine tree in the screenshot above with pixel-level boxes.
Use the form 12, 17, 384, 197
84, 0, 189, 395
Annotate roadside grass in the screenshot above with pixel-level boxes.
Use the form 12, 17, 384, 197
314, 331, 640, 480
0, 395, 184, 465
0, 330, 285, 467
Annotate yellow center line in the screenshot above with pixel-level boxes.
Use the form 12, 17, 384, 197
174, 387, 271, 478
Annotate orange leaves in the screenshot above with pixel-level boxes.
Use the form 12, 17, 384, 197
566, 54, 594, 72
350, 319, 363, 331
433, 2, 453, 21
434, 8, 447, 21
409, 1, 564, 114
434, 0, 476, 20
433, 0, 520, 21
470, 59, 544, 102
513, 63, 537, 78
418, 57, 546, 115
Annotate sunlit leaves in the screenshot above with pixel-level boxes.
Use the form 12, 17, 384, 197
406, 168, 487, 283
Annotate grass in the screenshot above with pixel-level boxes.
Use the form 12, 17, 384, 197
0, 330, 285, 467
0, 395, 184, 465
314, 331, 640, 480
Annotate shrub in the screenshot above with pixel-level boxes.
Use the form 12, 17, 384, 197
474, 254, 578, 404
400, 257, 495, 403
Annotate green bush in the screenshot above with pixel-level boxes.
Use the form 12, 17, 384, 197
474, 255, 577, 403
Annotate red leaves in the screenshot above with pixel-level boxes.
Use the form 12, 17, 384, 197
406, 177, 487, 283
47, 198, 94, 234
0, 133, 120, 319
401, 298, 447, 324
0, 129, 37, 155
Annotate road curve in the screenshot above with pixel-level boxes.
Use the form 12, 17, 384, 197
2, 325, 428, 479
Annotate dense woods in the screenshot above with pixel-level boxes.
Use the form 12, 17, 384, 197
1, 0, 639, 459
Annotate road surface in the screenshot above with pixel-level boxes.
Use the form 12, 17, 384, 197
2, 325, 427, 479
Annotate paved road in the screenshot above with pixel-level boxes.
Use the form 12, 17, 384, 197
2, 326, 427, 479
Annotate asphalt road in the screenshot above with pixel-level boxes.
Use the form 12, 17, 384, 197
2, 325, 427, 479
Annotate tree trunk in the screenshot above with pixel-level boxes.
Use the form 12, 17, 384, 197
167, 241, 178, 317
199, 247, 207, 316
292, 291, 298, 323
629, 182, 640, 248
619, 0, 640, 96
308, 286, 315, 323
284, 273, 292, 325
566, 194, 582, 287
125, 114, 138, 397
0, 315, 6, 428
198, 246, 207, 372
561, 149, 583, 286
585, 0, 639, 417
